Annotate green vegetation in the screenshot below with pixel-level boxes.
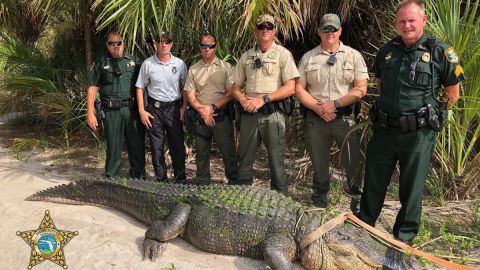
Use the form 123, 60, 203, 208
0, 0, 478, 267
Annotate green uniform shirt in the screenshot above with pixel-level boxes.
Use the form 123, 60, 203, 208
88, 53, 142, 100
375, 34, 464, 117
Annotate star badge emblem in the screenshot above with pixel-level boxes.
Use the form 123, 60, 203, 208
17, 210, 78, 269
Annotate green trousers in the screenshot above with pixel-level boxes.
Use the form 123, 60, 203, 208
194, 118, 238, 184
232, 111, 288, 195
305, 111, 364, 206
359, 124, 435, 243
103, 107, 145, 178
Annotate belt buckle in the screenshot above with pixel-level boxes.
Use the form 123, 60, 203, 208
154, 101, 160, 108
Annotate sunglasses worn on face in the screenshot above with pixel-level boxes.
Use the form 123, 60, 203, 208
107, 41, 122, 46
256, 24, 275, 31
158, 40, 172, 45
200, 44, 216, 49
321, 27, 339, 33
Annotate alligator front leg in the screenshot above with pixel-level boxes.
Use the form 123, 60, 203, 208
263, 233, 296, 270
143, 203, 191, 261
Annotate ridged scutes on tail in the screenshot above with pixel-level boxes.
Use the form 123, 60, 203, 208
26, 178, 98, 205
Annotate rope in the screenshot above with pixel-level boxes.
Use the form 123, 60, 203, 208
299, 211, 475, 270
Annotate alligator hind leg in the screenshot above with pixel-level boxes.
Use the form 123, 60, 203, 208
143, 203, 191, 261
263, 233, 296, 270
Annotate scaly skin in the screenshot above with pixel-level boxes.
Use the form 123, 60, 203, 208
27, 177, 421, 270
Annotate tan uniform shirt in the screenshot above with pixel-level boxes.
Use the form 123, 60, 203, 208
230, 43, 299, 95
184, 57, 233, 105
298, 42, 369, 102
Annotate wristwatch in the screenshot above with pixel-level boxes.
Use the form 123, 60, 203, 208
333, 100, 341, 109
263, 95, 270, 104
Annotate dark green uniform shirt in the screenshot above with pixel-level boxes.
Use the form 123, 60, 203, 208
88, 53, 142, 100
375, 34, 464, 117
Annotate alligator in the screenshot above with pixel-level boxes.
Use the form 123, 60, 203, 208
27, 177, 422, 270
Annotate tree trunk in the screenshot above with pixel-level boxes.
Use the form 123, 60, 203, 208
81, 0, 93, 69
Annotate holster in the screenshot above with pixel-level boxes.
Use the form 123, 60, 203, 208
94, 99, 106, 121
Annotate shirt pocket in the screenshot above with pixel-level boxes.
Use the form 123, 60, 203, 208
263, 58, 280, 76
304, 63, 323, 83
378, 59, 398, 85
244, 59, 257, 82
101, 67, 114, 84
412, 62, 431, 87
342, 61, 355, 84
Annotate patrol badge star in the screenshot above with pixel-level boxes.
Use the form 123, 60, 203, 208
17, 210, 78, 269
128, 60, 135, 67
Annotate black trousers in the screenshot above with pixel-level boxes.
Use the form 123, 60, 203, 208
146, 101, 186, 181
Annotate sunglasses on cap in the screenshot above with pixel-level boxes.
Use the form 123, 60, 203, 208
256, 24, 275, 31
200, 43, 216, 49
321, 27, 339, 33
107, 41, 122, 46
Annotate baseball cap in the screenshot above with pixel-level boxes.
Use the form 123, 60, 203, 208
156, 31, 172, 42
319, 13, 341, 30
255, 14, 276, 26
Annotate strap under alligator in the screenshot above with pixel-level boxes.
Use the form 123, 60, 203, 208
299, 212, 474, 270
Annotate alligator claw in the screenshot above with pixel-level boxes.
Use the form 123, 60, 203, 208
143, 238, 167, 261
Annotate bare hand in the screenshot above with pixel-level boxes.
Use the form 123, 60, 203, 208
86, 113, 98, 130
198, 104, 214, 119
140, 110, 154, 129
317, 101, 336, 114
202, 115, 216, 127
321, 112, 337, 122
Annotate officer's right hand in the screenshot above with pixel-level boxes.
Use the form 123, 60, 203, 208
87, 113, 98, 130
139, 110, 154, 129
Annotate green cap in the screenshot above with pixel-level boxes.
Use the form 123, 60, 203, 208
255, 14, 275, 26
319, 13, 341, 30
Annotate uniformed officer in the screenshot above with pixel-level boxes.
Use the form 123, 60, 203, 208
184, 34, 239, 184
86, 32, 145, 179
135, 32, 188, 182
359, 0, 464, 244
296, 14, 369, 212
230, 14, 300, 195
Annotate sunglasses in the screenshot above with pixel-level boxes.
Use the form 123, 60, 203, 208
321, 27, 339, 33
256, 24, 275, 31
158, 40, 172, 45
200, 44, 216, 49
106, 41, 122, 46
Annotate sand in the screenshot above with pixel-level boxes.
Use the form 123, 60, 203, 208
0, 116, 303, 270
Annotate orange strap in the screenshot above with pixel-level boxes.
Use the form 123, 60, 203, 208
299, 212, 348, 250
299, 211, 474, 270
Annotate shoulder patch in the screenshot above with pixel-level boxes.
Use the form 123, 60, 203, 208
268, 51, 278, 59
444, 47, 459, 63
455, 65, 464, 78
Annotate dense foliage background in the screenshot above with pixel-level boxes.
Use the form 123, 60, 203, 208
0, 0, 478, 201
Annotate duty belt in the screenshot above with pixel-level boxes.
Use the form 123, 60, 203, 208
376, 109, 428, 132
101, 98, 135, 109
147, 96, 178, 109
